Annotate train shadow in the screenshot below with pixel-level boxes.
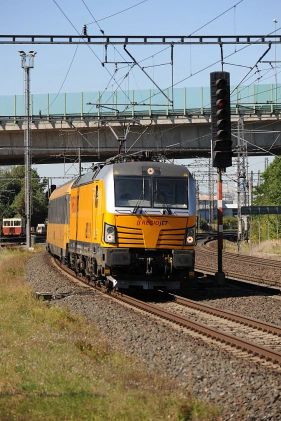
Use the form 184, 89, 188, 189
183, 276, 281, 302
124, 276, 281, 303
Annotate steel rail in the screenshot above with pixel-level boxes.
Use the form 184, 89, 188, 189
111, 291, 281, 365
195, 246, 281, 289
52, 257, 281, 366
174, 295, 281, 336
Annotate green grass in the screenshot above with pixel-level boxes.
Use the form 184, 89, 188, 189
0, 246, 222, 421
224, 238, 281, 259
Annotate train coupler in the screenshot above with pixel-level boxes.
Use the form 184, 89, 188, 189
105, 275, 118, 290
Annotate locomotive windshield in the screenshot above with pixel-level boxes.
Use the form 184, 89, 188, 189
114, 176, 188, 209
153, 178, 188, 208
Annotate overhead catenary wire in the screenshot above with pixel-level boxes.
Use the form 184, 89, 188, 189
80, 1, 249, 116
54, 0, 276, 127
52, 0, 134, 112
85, 0, 147, 25
80, 0, 151, 111
37, 0, 280, 182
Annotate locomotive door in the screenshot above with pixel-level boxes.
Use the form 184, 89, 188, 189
92, 184, 98, 241
71, 189, 79, 246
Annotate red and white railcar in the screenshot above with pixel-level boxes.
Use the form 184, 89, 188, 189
2, 218, 26, 237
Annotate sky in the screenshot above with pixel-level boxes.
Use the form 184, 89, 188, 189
0, 0, 280, 187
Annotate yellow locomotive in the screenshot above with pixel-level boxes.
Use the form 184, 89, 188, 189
47, 152, 196, 292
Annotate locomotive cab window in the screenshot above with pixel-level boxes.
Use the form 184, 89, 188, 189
114, 176, 188, 209
115, 176, 151, 207
153, 178, 188, 209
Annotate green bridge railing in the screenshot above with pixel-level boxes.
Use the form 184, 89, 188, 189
0, 84, 280, 120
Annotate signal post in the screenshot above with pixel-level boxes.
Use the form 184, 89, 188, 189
210, 71, 232, 285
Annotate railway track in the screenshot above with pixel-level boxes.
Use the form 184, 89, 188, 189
0, 234, 46, 248
52, 256, 281, 371
195, 240, 281, 290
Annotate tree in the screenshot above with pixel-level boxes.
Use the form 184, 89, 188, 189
251, 157, 281, 241
253, 157, 281, 205
0, 166, 48, 228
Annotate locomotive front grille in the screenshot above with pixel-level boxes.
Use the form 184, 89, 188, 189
157, 229, 186, 247
116, 225, 186, 248
117, 226, 145, 247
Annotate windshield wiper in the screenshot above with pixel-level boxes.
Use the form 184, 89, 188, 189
155, 191, 172, 214
133, 190, 144, 214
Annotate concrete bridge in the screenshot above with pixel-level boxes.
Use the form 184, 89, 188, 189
0, 85, 280, 165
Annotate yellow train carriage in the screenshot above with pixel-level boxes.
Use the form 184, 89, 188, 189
46, 180, 74, 259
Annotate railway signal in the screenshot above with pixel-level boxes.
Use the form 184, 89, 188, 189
210, 71, 232, 169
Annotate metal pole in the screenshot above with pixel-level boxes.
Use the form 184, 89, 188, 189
276, 211, 278, 240
171, 43, 174, 111
268, 211, 270, 241
273, 19, 278, 104
258, 212, 261, 245
25, 65, 31, 248
19, 50, 36, 249
215, 169, 225, 285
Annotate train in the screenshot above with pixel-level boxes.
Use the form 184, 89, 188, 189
36, 223, 46, 235
2, 217, 26, 237
46, 152, 196, 292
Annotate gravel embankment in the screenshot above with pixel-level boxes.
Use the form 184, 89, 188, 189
25, 251, 281, 421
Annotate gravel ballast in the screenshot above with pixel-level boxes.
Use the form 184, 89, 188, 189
25, 251, 281, 421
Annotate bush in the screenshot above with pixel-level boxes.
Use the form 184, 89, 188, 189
199, 218, 209, 231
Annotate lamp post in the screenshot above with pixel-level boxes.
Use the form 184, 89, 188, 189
273, 19, 278, 104
19, 50, 36, 249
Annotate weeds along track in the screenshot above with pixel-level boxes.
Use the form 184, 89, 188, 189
195, 240, 281, 289
52, 256, 281, 371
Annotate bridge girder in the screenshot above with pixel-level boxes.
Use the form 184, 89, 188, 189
0, 114, 280, 166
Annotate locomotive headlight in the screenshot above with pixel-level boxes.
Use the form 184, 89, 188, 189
185, 227, 195, 245
104, 223, 116, 244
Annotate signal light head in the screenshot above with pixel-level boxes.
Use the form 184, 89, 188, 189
210, 72, 232, 169
215, 78, 227, 89
217, 108, 228, 119
217, 119, 228, 130
216, 89, 227, 100
213, 139, 232, 151
217, 129, 228, 139
216, 98, 227, 108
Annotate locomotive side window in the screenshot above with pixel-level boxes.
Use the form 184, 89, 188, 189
48, 195, 70, 224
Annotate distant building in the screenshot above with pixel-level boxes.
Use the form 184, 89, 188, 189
198, 195, 237, 222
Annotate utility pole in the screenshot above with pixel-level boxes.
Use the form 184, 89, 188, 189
236, 117, 249, 250
195, 179, 200, 229
273, 19, 278, 104
208, 159, 214, 225
19, 50, 36, 249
